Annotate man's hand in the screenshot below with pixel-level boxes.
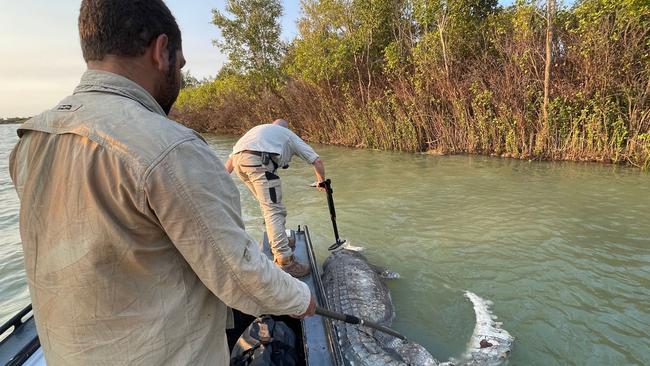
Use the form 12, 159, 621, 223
310, 181, 328, 193
224, 157, 234, 174
293, 295, 316, 319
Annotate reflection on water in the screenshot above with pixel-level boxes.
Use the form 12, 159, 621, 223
1, 125, 649, 365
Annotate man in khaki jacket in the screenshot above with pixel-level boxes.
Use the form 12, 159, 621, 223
9, 1, 314, 365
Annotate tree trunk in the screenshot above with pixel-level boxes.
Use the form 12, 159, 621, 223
538, 0, 555, 154
438, 11, 450, 79
542, 0, 555, 140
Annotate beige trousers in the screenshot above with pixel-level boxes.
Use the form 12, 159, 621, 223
232, 152, 291, 261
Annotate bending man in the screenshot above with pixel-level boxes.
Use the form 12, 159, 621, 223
225, 119, 326, 277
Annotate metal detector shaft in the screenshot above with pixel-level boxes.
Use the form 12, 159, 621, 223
316, 306, 407, 341
322, 180, 340, 241
318, 179, 346, 250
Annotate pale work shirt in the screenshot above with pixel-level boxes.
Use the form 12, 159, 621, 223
231, 124, 319, 168
9, 70, 310, 366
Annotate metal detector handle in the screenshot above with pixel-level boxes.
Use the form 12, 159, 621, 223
317, 179, 333, 194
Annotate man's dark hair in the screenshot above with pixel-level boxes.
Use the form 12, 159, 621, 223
79, 0, 182, 62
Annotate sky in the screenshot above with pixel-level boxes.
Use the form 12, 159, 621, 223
0, 0, 517, 118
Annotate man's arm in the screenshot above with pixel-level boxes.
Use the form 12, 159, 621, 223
290, 134, 326, 189
312, 158, 326, 191
144, 138, 313, 317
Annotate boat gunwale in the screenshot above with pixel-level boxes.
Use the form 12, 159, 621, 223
302, 225, 345, 366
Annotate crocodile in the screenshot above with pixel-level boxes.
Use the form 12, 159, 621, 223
321, 249, 513, 366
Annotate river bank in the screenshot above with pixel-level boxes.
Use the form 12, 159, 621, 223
172, 108, 650, 170
0, 118, 26, 125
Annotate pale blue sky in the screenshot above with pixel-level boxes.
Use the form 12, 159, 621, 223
1, 0, 519, 117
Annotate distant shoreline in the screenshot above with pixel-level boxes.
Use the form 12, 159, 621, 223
0, 118, 28, 125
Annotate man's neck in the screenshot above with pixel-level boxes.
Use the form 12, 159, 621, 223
87, 56, 157, 97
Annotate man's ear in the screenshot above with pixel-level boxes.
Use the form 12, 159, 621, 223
151, 34, 170, 73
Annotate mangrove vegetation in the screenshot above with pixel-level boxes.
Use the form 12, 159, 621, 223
172, 0, 650, 169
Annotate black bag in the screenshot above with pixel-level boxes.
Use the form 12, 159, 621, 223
230, 315, 299, 366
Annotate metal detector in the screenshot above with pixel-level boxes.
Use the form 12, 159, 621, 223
317, 179, 346, 251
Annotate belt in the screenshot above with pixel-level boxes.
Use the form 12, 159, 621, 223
242, 150, 264, 156
240, 150, 279, 172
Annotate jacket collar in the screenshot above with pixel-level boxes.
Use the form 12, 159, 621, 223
74, 70, 166, 117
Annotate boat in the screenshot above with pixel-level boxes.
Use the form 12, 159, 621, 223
0, 225, 345, 366
0, 304, 41, 366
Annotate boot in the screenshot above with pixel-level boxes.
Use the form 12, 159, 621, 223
275, 256, 311, 278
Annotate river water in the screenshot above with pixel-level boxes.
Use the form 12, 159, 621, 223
1, 124, 649, 365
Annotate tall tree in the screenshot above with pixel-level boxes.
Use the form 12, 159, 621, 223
535, 0, 555, 153
212, 0, 284, 89
542, 0, 555, 143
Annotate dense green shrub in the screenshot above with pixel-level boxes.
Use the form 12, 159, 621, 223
174, 0, 650, 169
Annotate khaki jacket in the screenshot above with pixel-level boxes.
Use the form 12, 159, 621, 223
9, 70, 310, 366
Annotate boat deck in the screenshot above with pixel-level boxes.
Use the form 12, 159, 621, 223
260, 226, 344, 365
